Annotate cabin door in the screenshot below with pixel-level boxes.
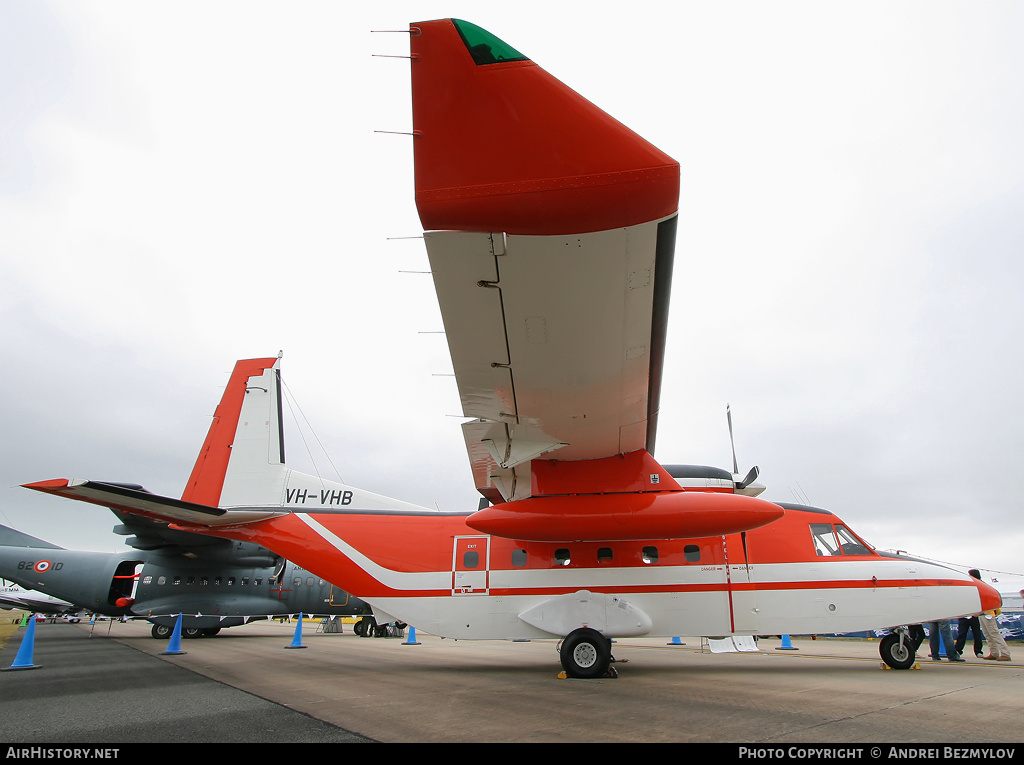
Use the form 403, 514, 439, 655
452, 536, 490, 595
724, 533, 759, 634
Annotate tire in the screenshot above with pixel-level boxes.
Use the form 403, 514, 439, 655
880, 632, 916, 670
201, 628, 221, 637
151, 624, 172, 640
560, 628, 612, 678
182, 627, 203, 639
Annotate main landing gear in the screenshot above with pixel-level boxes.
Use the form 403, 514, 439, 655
150, 624, 221, 640
879, 629, 917, 670
559, 627, 618, 679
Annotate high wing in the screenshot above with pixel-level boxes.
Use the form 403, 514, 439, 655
412, 20, 680, 503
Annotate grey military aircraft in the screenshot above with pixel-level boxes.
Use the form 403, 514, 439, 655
0, 514, 370, 639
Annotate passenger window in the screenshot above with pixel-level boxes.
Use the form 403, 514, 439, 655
157, 576, 166, 585
810, 523, 842, 556
463, 551, 479, 568
293, 577, 302, 587
642, 546, 659, 564
555, 549, 571, 566
598, 547, 613, 563
306, 577, 315, 587
186, 577, 195, 585
684, 544, 700, 562
142, 576, 153, 585
512, 549, 527, 567
835, 525, 871, 555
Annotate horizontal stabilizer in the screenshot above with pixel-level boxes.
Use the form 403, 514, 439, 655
23, 479, 285, 528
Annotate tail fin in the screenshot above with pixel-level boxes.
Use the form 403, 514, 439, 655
25, 355, 435, 526
181, 357, 284, 507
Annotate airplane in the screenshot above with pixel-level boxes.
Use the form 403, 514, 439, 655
1, 579, 78, 617
1, 511, 372, 639
25, 19, 1000, 677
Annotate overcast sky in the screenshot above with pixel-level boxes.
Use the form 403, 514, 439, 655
2, 1, 1023, 586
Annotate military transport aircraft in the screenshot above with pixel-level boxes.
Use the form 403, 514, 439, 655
25, 19, 999, 677
0, 518, 368, 638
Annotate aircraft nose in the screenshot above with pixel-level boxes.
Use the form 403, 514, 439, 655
976, 579, 1002, 613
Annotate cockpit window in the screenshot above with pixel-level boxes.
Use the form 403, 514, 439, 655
835, 525, 872, 556
452, 20, 529, 65
810, 523, 842, 556
811, 523, 873, 556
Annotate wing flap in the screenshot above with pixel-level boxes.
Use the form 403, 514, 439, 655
432, 219, 676, 500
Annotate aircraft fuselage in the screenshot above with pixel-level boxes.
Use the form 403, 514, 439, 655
196, 501, 998, 641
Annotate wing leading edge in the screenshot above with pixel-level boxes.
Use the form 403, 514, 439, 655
411, 20, 680, 502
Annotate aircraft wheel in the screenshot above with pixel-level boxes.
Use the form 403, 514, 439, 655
182, 627, 203, 639
354, 617, 369, 637
560, 628, 612, 679
201, 628, 221, 637
151, 624, 172, 640
880, 632, 916, 670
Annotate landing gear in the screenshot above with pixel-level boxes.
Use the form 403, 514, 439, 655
201, 628, 221, 637
880, 630, 916, 670
182, 626, 203, 639
354, 616, 374, 637
559, 628, 614, 679
151, 624, 171, 640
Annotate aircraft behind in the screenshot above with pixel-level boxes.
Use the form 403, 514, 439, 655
0, 516, 369, 638
1, 578, 77, 616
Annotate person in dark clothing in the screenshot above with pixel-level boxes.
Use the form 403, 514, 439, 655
955, 570, 986, 658
955, 614, 984, 657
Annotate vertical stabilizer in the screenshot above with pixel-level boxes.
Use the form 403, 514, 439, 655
181, 358, 282, 507
179, 356, 431, 513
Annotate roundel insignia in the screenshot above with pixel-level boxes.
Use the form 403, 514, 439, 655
34, 560, 52, 573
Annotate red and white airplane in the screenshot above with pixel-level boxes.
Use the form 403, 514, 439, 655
26, 19, 999, 678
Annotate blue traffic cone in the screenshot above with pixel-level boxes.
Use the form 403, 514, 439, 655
403, 625, 421, 645
160, 614, 187, 655
667, 637, 686, 646
3, 614, 42, 671
776, 634, 799, 650
285, 613, 307, 649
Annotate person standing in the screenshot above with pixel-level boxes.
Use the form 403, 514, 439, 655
979, 609, 1012, 661
928, 619, 964, 661
955, 569, 986, 658
967, 569, 1012, 661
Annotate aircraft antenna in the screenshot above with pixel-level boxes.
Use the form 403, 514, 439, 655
280, 378, 347, 486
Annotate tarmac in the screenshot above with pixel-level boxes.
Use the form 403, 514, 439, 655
2, 617, 1023, 745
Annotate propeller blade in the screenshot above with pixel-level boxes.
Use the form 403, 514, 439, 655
738, 465, 760, 489
727, 404, 739, 475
